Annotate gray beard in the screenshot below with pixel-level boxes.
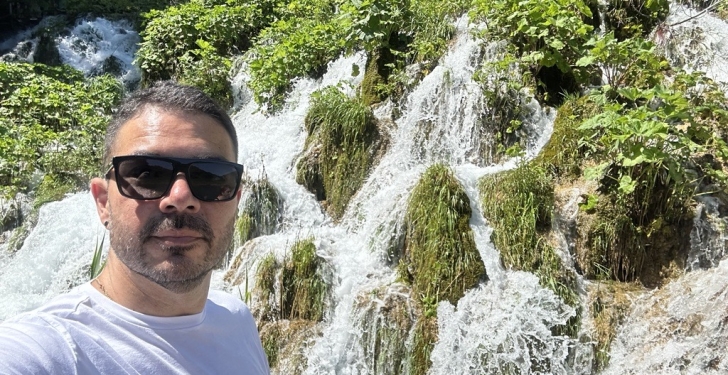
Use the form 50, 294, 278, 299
108, 210, 235, 294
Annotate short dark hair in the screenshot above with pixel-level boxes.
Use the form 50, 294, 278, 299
103, 81, 238, 166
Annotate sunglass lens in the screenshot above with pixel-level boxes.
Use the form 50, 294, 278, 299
116, 158, 174, 199
188, 162, 239, 201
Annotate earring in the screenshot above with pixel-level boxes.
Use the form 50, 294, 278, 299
103, 221, 109, 228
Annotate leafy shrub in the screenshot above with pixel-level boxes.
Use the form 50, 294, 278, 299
602, 0, 669, 40
471, 0, 595, 88
576, 33, 669, 90
0, 62, 122, 198
136, 0, 261, 105
177, 40, 234, 108
247, 18, 347, 109
60, 0, 172, 17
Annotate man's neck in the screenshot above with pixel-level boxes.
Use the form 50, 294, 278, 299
92, 251, 210, 317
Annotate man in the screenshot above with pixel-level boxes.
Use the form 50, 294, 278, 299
0, 81, 270, 374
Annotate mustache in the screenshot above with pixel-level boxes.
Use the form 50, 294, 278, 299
139, 214, 214, 245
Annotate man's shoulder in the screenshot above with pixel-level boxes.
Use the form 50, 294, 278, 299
206, 289, 250, 314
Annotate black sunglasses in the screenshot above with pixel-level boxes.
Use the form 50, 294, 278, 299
106, 155, 244, 202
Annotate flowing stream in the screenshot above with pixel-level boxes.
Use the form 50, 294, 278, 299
1, 5, 728, 374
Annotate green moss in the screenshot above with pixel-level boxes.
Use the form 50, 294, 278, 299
480, 163, 579, 334
261, 321, 282, 367
360, 50, 386, 106
254, 253, 279, 321
296, 87, 379, 220
236, 177, 281, 245
535, 94, 600, 178
281, 238, 328, 321
409, 316, 437, 375
400, 164, 485, 306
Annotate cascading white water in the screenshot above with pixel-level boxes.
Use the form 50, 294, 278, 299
56, 18, 141, 85
0, 193, 105, 320
659, 3, 728, 87
225, 15, 586, 374
0, 17, 141, 85
3, 4, 728, 375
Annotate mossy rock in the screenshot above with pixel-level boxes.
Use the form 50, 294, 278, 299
535, 94, 601, 179
297, 87, 381, 220
480, 163, 579, 324
400, 164, 485, 305
281, 238, 329, 321
355, 284, 415, 375
408, 315, 438, 375
576, 192, 692, 287
235, 177, 282, 246
588, 281, 643, 371
32, 32, 62, 66
258, 319, 319, 373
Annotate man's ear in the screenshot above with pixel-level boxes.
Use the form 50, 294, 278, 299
90, 177, 110, 227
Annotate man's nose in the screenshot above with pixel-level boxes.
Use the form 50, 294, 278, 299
159, 173, 201, 213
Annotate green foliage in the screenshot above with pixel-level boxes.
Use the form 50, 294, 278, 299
137, 0, 260, 106
579, 79, 726, 205
576, 33, 668, 89
33, 173, 83, 209
340, 0, 410, 53
0, 62, 122, 198
471, 0, 595, 82
281, 238, 329, 321
405, 0, 468, 64
235, 176, 281, 245
177, 40, 234, 109
296, 87, 378, 219
245, 0, 466, 107
248, 18, 347, 109
473, 58, 529, 161
602, 0, 669, 40
401, 164, 485, 306
479, 163, 579, 315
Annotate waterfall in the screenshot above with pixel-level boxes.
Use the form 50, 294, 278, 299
0, 17, 141, 86
56, 18, 141, 85
0, 193, 105, 320
2, 4, 728, 375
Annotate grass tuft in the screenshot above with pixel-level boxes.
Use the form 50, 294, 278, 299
400, 163, 486, 306
296, 86, 380, 220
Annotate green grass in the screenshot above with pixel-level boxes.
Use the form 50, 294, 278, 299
297, 86, 379, 220
479, 163, 580, 336
280, 238, 329, 321
401, 163, 486, 306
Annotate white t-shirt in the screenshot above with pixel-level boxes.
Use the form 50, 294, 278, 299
0, 283, 270, 374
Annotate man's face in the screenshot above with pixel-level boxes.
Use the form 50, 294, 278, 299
97, 107, 240, 293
